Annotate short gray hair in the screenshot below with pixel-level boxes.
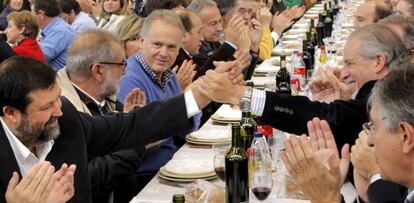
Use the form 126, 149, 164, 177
140, 9, 184, 38
368, 66, 414, 132
350, 24, 411, 71
66, 29, 119, 78
187, 0, 217, 14
379, 15, 414, 50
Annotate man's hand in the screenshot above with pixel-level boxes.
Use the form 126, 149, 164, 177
47, 164, 76, 203
213, 60, 244, 85
250, 19, 263, 53
271, 10, 294, 34
308, 68, 354, 102
198, 70, 245, 104
233, 48, 252, 71
353, 170, 370, 202
282, 118, 350, 203
173, 60, 196, 91
224, 15, 246, 48
256, 7, 272, 28
351, 131, 380, 179
123, 88, 146, 112
288, 5, 306, 20
6, 161, 76, 203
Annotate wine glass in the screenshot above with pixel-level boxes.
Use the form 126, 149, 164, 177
214, 154, 225, 181
250, 162, 273, 201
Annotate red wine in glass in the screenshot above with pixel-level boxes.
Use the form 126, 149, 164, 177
252, 187, 271, 200
214, 166, 225, 181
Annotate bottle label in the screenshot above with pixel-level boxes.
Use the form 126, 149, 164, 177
252, 172, 268, 185
293, 66, 306, 76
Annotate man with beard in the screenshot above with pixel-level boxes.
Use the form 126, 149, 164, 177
56, 29, 147, 202
0, 55, 215, 202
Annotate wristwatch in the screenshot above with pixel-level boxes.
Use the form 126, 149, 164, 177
239, 86, 253, 111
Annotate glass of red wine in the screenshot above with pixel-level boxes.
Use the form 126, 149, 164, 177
214, 154, 225, 181
250, 170, 273, 201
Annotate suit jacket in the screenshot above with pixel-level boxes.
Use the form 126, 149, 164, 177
368, 179, 408, 203
193, 41, 236, 80
259, 80, 376, 148
172, 48, 192, 70
0, 95, 193, 203
0, 37, 14, 63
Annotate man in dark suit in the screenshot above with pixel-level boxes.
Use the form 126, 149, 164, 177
198, 24, 411, 149
0, 56, 212, 203
278, 68, 414, 202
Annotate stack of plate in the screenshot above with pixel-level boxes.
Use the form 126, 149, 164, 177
158, 159, 217, 182
211, 105, 241, 124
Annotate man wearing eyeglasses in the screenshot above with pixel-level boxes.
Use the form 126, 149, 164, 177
56, 29, 147, 202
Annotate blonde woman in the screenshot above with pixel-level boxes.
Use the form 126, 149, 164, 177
97, 0, 130, 33
115, 14, 144, 58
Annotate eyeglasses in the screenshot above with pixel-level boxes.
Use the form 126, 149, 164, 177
100, 60, 127, 68
362, 117, 386, 137
89, 60, 127, 70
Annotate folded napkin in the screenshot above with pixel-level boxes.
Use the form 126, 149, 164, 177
215, 105, 241, 120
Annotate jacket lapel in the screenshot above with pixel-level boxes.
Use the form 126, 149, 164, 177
0, 126, 21, 191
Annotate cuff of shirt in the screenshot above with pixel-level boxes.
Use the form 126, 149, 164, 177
370, 173, 381, 184
224, 41, 238, 50
184, 90, 201, 118
271, 31, 280, 46
251, 89, 266, 117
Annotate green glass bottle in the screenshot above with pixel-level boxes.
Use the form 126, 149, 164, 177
225, 123, 249, 203
172, 194, 185, 203
240, 81, 257, 151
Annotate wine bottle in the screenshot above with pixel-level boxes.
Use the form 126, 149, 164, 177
240, 82, 257, 151
302, 34, 313, 73
316, 13, 325, 46
323, 3, 333, 37
319, 45, 327, 65
226, 123, 249, 203
276, 59, 291, 95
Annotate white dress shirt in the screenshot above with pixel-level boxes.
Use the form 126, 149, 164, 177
0, 91, 200, 176
0, 117, 54, 177
71, 11, 97, 33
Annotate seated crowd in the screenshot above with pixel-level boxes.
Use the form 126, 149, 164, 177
0, 0, 413, 202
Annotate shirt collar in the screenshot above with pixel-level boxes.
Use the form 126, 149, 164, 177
135, 52, 174, 88
71, 82, 106, 108
0, 117, 54, 176
41, 17, 63, 37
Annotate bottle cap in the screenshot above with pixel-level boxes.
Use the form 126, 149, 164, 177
253, 132, 263, 138
320, 45, 326, 51
296, 52, 303, 57
172, 194, 185, 202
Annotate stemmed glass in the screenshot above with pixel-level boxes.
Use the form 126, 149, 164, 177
250, 161, 273, 201
214, 154, 225, 181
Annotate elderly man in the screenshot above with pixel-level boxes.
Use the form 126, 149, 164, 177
281, 67, 414, 202
199, 24, 411, 148
380, 15, 414, 62
0, 55, 214, 202
57, 29, 147, 202
354, 1, 391, 29
33, 0, 77, 70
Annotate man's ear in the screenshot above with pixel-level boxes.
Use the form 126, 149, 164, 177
182, 31, 190, 44
374, 54, 387, 74
2, 106, 21, 124
400, 121, 414, 154
90, 63, 105, 82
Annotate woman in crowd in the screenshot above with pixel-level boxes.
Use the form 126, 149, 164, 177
116, 14, 143, 58
394, 0, 414, 17
0, 0, 22, 30
97, 0, 130, 33
5, 10, 45, 62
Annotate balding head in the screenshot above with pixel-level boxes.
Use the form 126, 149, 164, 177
354, 1, 391, 29
66, 29, 122, 79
